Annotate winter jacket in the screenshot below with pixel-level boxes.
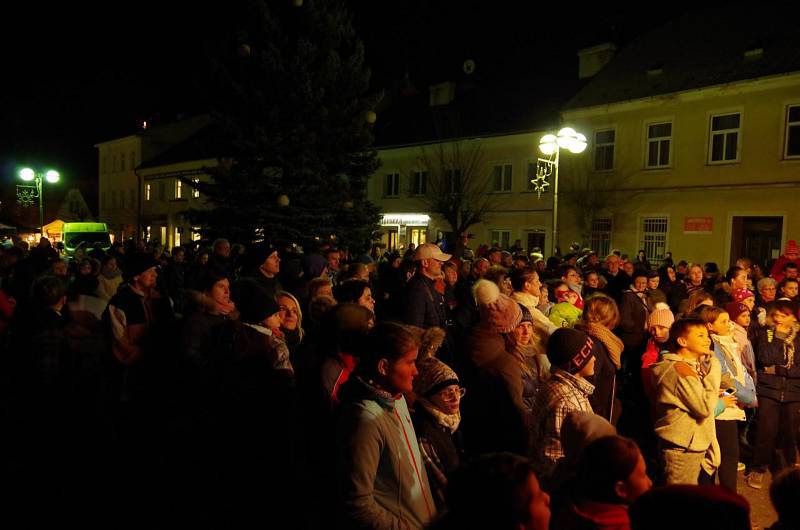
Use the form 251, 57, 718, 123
650, 353, 720, 453
549, 302, 582, 328
411, 404, 464, 510
617, 290, 649, 348
337, 376, 436, 530
576, 322, 623, 424
403, 274, 448, 329
755, 325, 800, 402
511, 291, 558, 336
557, 500, 631, 530
711, 336, 756, 420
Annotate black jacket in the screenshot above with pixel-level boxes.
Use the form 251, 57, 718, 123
756, 326, 800, 402
403, 274, 447, 329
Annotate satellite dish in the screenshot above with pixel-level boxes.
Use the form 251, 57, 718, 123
463, 59, 476, 75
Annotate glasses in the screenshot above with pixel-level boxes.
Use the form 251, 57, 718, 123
439, 387, 466, 401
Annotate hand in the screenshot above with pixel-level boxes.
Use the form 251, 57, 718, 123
721, 394, 738, 408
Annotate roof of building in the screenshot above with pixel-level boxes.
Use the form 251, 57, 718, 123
564, 5, 800, 111
137, 123, 227, 170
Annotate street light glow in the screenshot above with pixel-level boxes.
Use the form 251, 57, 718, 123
20, 168, 35, 181
569, 133, 588, 154
45, 170, 60, 183
539, 134, 557, 155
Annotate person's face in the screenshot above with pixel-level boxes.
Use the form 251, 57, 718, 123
428, 384, 463, 415
425, 258, 443, 276
633, 277, 648, 292
667, 267, 676, 282
555, 285, 577, 305
358, 287, 375, 312
585, 273, 600, 289
261, 251, 280, 275
536, 260, 546, 274
500, 277, 513, 296
688, 266, 703, 284
525, 273, 542, 297
173, 250, 185, 263
382, 348, 419, 395
80, 262, 92, 275
356, 267, 370, 281
539, 288, 549, 305
577, 355, 597, 377
209, 278, 231, 306
741, 296, 755, 311
513, 321, 534, 346
391, 257, 401, 269
732, 271, 748, 290
734, 311, 751, 328
444, 265, 458, 285
263, 311, 283, 329
563, 269, 581, 286
638, 251, 646, 260
104, 258, 118, 273
278, 295, 299, 330
488, 251, 502, 265
783, 281, 799, 298
649, 324, 670, 344
476, 260, 490, 276
786, 267, 799, 280
135, 266, 158, 290
327, 252, 340, 271
51, 261, 67, 276
521, 473, 551, 530
623, 262, 635, 276
677, 263, 687, 274
215, 242, 231, 258
588, 254, 599, 266
709, 312, 731, 336
513, 259, 528, 270
772, 310, 797, 327
618, 452, 652, 504
679, 325, 712, 357
647, 276, 659, 290
759, 284, 776, 302
606, 257, 620, 274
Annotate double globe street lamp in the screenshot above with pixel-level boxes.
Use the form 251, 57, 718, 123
534, 127, 587, 256
19, 167, 60, 237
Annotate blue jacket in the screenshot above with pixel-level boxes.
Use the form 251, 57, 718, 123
712, 340, 757, 407
403, 274, 447, 329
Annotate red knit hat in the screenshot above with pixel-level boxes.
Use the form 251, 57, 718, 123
787, 240, 799, 257
725, 302, 749, 322
732, 288, 754, 303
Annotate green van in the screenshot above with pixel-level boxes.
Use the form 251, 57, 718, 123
63, 222, 112, 256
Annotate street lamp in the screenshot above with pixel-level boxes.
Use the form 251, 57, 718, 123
532, 127, 587, 256
18, 167, 60, 236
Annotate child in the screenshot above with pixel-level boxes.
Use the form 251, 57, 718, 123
650, 318, 721, 485
531, 327, 598, 478
549, 281, 582, 328
695, 305, 757, 492
641, 307, 675, 399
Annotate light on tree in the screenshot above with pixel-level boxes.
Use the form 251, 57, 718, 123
365, 110, 377, 124
238, 43, 251, 58
277, 194, 290, 207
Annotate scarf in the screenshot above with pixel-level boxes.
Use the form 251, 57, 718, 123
416, 398, 461, 433
214, 299, 236, 316
780, 323, 800, 370
576, 321, 624, 369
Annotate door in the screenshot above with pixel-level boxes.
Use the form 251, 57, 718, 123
730, 216, 783, 267
408, 227, 427, 247
525, 230, 546, 254
388, 229, 399, 251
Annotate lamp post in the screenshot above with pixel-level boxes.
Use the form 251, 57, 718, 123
19, 167, 60, 237
533, 128, 587, 256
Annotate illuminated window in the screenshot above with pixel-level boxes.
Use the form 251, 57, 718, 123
709, 112, 741, 163
192, 227, 202, 241
594, 129, 615, 171
145, 183, 151, 201
640, 216, 668, 266
491, 163, 513, 192
784, 105, 800, 159
384, 173, 400, 197
192, 177, 200, 198
645, 122, 672, 168
490, 230, 511, 249
175, 179, 183, 199
411, 171, 428, 196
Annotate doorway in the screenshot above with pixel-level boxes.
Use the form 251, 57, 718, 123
525, 230, 546, 254
408, 227, 427, 247
730, 216, 783, 268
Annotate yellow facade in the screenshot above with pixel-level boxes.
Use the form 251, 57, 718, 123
96, 135, 140, 241
559, 72, 800, 267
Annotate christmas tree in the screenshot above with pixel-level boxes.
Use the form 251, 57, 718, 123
186, 0, 381, 253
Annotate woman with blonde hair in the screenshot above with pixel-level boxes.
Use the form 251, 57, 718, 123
575, 293, 624, 423
276, 290, 305, 352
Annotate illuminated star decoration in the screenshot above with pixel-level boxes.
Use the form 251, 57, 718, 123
531, 166, 551, 198
16, 186, 37, 207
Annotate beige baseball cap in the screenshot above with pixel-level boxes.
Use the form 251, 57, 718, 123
413, 243, 452, 262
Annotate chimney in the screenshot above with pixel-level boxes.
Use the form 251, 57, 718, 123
429, 81, 456, 107
577, 43, 617, 80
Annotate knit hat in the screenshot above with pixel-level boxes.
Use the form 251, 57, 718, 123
414, 357, 460, 398
547, 327, 597, 374
301, 253, 327, 278
732, 288, 754, 303
787, 240, 799, 258
123, 252, 159, 281
518, 303, 533, 324
247, 242, 279, 271
232, 279, 281, 324
560, 411, 617, 461
648, 307, 675, 329
725, 302, 749, 322
473, 279, 522, 333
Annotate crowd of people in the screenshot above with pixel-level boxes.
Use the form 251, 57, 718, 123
2, 233, 800, 529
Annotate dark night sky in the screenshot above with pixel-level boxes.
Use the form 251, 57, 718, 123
0, 0, 734, 218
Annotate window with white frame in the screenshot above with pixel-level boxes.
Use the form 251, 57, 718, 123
491, 163, 513, 192
384, 173, 400, 197
444, 168, 461, 194
145, 183, 151, 201
590, 217, 612, 257
785, 105, 800, 158
594, 129, 615, 170
646, 122, 672, 168
175, 179, 183, 199
709, 112, 741, 163
640, 216, 668, 266
192, 177, 200, 198
411, 171, 428, 195
490, 230, 511, 249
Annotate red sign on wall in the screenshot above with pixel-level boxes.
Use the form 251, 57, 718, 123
684, 217, 713, 234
